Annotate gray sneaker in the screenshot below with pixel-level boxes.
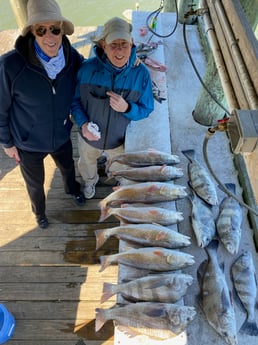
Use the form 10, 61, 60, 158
83, 176, 99, 199
83, 183, 96, 199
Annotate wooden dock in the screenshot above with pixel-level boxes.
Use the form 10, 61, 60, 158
0, 129, 119, 345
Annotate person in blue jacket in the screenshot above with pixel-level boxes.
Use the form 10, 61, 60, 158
71, 17, 154, 199
0, 0, 86, 229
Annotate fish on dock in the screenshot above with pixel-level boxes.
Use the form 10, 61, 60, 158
107, 164, 184, 182
98, 204, 184, 225
216, 183, 242, 255
197, 240, 238, 345
101, 272, 193, 303
231, 251, 258, 336
95, 223, 191, 250
106, 149, 180, 171
182, 149, 218, 206
99, 246, 195, 272
98, 181, 187, 213
95, 302, 196, 339
188, 188, 216, 248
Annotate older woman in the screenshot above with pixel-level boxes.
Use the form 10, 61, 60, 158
0, 0, 86, 228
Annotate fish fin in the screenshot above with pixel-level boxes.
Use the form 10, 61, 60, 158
239, 318, 258, 336
95, 229, 108, 250
182, 149, 195, 162
99, 255, 110, 273
101, 282, 116, 303
105, 158, 112, 173
95, 308, 107, 332
98, 207, 108, 222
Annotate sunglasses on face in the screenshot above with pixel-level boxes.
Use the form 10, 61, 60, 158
35, 25, 62, 37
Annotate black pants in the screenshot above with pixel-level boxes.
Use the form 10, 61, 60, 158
18, 140, 81, 217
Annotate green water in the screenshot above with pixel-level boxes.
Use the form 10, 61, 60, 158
1, 0, 161, 30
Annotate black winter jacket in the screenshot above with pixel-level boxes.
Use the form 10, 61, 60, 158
0, 33, 83, 152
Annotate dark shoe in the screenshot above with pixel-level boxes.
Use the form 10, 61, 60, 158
36, 215, 49, 229
73, 191, 86, 206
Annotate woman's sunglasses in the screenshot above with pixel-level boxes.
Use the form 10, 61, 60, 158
35, 25, 62, 37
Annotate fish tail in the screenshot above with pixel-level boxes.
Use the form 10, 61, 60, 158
239, 317, 258, 336
101, 282, 116, 303
98, 204, 108, 222
95, 308, 107, 332
99, 255, 111, 272
95, 229, 108, 250
182, 149, 195, 162
105, 158, 112, 173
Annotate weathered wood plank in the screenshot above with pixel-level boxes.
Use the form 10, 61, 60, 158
5, 319, 114, 341
4, 301, 115, 319
0, 266, 118, 283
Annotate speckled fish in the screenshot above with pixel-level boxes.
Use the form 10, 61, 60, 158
231, 251, 258, 336
99, 247, 195, 272
95, 223, 191, 250
95, 302, 196, 339
188, 188, 216, 248
216, 183, 242, 255
106, 149, 180, 170
98, 204, 184, 225
108, 164, 184, 182
197, 240, 238, 345
182, 149, 218, 206
101, 272, 193, 303
98, 182, 187, 213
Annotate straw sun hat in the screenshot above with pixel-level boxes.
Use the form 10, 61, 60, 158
22, 0, 74, 36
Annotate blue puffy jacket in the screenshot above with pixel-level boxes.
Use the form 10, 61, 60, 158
71, 44, 154, 150
0, 33, 83, 152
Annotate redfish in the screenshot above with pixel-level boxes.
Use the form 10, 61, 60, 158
106, 149, 180, 170
98, 205, 184, 225
98, 182, 187, 213
108, 165, 183, 182
99, 247, 195, 272
95, 223, 190, 250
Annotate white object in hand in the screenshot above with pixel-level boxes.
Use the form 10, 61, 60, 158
87, 122, 101, 139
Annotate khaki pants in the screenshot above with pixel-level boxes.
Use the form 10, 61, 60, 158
77, 133, 125, 184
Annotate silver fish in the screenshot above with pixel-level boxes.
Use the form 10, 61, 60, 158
98, 182, 187, 212
197, 240, 238, 345
106, 149, 180, 170
231, 251, 258, 336
182, 149, 218, 205
216, 183, 242, 255
95, 223, 191, 250
101, 272, 193, 303
108, 164, 183, 182
99, 247, 195, 272
188, 189, 216, 248
98, 205, 184, 225
95, 302, 196, 338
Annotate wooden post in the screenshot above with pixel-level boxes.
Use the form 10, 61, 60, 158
9, 0, 28, 30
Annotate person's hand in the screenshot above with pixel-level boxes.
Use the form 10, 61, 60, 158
106, 91, 128, 113
81, 122, 100, 141
3, 146, 20, 164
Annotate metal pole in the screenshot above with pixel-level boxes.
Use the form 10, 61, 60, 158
9, 0, 28, 30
